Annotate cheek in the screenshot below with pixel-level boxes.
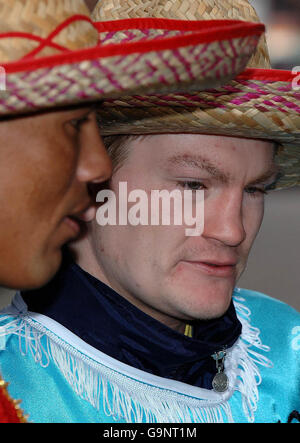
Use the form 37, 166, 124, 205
237, 201, 265, 268
243, 200, 265, 242
0, 158, 34, 227
99, 224, 168, 282
7, 139, 77, 210
0, 147, 78, 260
37, 144, 78, 203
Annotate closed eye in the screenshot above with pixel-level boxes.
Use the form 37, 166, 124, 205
245, 172, 282, 197
177, 181, 206, 191
69, 114, 90, 132
245, 186, 268, 197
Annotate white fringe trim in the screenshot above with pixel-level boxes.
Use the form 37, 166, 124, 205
0, 294, 273, 423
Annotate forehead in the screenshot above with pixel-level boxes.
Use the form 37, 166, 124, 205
126, 134, 276, 181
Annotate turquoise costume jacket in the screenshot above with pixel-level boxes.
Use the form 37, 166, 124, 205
0, 288, 299, 423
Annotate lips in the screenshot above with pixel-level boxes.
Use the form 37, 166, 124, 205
75, 205, 97, 223
200, 259, 237, 267
63, 216, 81, 237
63, 201, 97, 238
181, 259, 237, 278
69, 200, 97, 222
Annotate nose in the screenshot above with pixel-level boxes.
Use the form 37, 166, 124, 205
203, 190, 246, 247
76, 112, 112, 184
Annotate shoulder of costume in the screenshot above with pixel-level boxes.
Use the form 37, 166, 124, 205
234, 287, 300, 321
233, 287, 300, 355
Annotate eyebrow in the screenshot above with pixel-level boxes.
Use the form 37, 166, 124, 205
247, 164, 281, 186
165, 153, 280, 186
166, 154, 231, 183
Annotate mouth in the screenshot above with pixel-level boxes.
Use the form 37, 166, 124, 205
63, 216, 81, 237
181, 260, 237, 278
63, 203, 97, 238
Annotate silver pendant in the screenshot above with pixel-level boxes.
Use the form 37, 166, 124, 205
211, 349, 229, 393
212, 372, 229, 393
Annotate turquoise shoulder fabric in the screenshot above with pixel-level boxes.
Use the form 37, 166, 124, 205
235, 289, 300, 423
0, 288, 299, 423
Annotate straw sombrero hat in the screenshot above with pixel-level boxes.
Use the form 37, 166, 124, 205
93, 0, 300, 190
0, 0, 264, 117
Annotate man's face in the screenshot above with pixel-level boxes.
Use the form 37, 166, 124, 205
87, 134, 277, 330
0, 107, 112, 290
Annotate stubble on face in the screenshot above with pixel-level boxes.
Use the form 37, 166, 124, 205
77, 134, 277, 331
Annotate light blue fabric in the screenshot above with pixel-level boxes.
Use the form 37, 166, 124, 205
0, 288, 299, 423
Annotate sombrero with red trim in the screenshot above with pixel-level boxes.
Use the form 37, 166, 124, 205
93, 0, 300, 190
0, 0, 264, 116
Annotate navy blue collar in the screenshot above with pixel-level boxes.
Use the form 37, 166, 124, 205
23, 259, 242, 390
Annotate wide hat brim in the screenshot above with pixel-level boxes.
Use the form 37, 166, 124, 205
0, 16, 264, 115
97, 64, 300, 190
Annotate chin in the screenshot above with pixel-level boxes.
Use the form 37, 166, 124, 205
173, 279, 234, 321
17, 250, 62, 290
185, 299, 232, 321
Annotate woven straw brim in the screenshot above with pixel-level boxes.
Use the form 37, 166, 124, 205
96, 69, 300, 190
0, 1, 98, 62
92, 0, 272, 71
0, 18, 264, 115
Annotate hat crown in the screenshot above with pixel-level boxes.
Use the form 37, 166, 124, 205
0, 0, 98, 62
92, 0, 271, 69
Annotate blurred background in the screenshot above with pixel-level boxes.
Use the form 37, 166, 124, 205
252, 0, 299, 69
0, 0, 299, 311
